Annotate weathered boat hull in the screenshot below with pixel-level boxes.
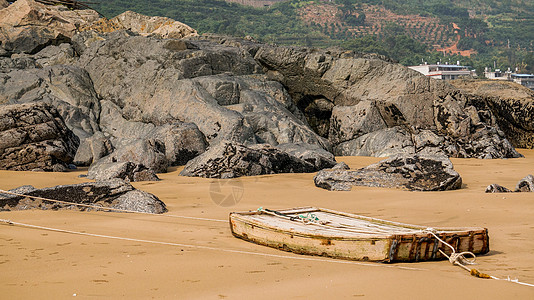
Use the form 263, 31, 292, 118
229, 207, 489, 263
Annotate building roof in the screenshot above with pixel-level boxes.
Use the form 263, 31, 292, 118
511, 74, 534, 78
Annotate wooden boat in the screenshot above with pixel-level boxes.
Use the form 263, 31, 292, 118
229, 207, 489, 263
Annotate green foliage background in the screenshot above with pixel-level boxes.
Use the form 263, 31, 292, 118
92, 0, 534, 75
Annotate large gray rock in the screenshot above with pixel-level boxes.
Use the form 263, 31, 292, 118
275, 143, 336, 170
0, 102, 79, 171
0, 64, 101, 140
334, 127, 416, 157
314, 154, 462, 191
180, 141, 316, 178
0, 179, 167, 213
87, 161, 160, 182
96, 138, 168, 173
97, 100, 207, 167
515, 175, 534, 192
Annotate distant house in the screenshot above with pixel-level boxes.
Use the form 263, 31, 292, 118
510, 74, 534, 90
483, 68, 534, 90
408, 63, 475, 80
484, 68, 512, 80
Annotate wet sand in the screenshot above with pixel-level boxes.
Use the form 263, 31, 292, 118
1, 150, 533, 299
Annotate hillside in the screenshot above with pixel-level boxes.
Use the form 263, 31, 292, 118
91, 0, 534, 71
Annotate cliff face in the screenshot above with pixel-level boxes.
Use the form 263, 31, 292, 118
450, 79, 534, 149
0, 1, 527, 172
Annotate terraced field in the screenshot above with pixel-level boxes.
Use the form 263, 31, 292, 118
299, 3, 457, 50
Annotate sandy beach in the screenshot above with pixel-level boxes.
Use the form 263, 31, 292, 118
1, 150, 533, 299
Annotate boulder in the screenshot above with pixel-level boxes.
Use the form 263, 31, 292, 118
334, 127, 416, 157
180, 141, 316, 178
485, 184, 512, 193
275, 143, 336, 170
151, 123, 208, 166
0, 179, 167, 213
0, 0, 100, 54
84, 10, 198, 39
97, 138, 168, 173
87, 161, 160, 182
314, 154, 462, 191
97, 100, 207, 166
515, 175, 534, 192
1, 0, 9, 9
0, 102, 79, 171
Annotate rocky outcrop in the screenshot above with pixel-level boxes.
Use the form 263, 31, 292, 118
0, 64, 101, 140
484, 175, 534, 193
84, 10, 198, 39
485, 184, 512, 193
0, 179, 167, 213
87, 161, 160, 182
451, 79, 534, 149
515, 175, 534, 192
314, 154, 462, 191
0, 102, 79, 171
0, 3, 527, 178
250, 44, 522, 158
0, 0, 100, 54
180, 141, 317, 178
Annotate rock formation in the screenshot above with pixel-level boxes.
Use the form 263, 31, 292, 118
0, 0, 100, 54
485, 184, 512, 193
0, 179, 167, 213
314, 154, 462, 191
515, 175, 534, 192
484, 175, 534, 193
180, 141, 318, 178
87, 161, 160, 182
0, 1, 527, 176
84, 10, 198, 39
451, 79, 534, 149
0, 102, 79, 171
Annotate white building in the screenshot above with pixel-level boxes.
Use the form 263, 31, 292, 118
484, 68, 512, 80
511, 74, 534, 90
408, 63, 475, 80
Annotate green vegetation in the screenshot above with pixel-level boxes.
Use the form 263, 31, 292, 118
91, 0, 534, 74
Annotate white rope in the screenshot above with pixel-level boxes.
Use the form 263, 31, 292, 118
0, 189, 226, 223
0, 218, 424, 271
423, 228, 477, 267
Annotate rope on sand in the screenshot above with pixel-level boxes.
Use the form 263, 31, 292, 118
2, 194, 533, 287
0, 218, 425, 272
0, 189, 226, 223
424, 228, 534, 287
